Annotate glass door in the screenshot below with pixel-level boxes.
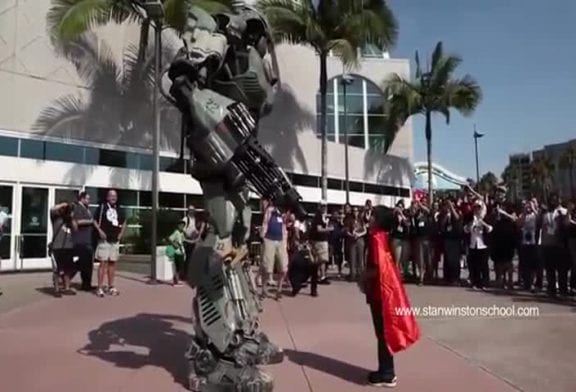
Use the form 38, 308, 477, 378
18, 186, 49, 269
0, 185, 14, 271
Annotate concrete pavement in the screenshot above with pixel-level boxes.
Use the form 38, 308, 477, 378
0, 271, 574, 391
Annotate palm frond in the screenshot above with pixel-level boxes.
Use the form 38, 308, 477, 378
257, 0, 311, 45
57, 32, 116, 83
443, 74, 482, 116
430, 53, 462, 89
47, 0, 109, 44
328, 39, 357, 68
414, 50, 422, 79
430, 41, 444, 70
33, 95, 87, 135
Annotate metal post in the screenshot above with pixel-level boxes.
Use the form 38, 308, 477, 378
341, 74, 354, 204
474, 125, 480, 184
150, 18, 162, 283
343, 82, 350, 203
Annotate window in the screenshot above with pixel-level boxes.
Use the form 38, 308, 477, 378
0, 136, 18, 157
99, 149, 126, 168
45, 142, 84, 163
316, 75, 391, 152
160, 157, 185, 173
20, 139, 45, 160
361, 43, 385, 58
160, 192, 185, 209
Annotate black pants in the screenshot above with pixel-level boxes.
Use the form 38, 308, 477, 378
369, 302, 395, 378
468, 248, 489, 288
183, 243, 196, 280
542, 245, 569, 295
519, 245, 542, 289
52, 249, 75, 277
289, 251, 318, 296
75, 245, 94, 290
443, 239, 461, 283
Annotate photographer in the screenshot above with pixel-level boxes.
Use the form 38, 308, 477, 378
50, 202, 76, 296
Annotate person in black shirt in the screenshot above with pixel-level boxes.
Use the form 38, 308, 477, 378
438, 200, 464, 285
308, 201, 332, 296
329, 209, 345, 278
488, 204, 518, 290
72, 192, 95, 291
390, 200, 410, 277
409, 201, 432, 285
94, 189, 126, 297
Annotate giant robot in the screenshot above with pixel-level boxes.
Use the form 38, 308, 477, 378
162, 3, 306, 392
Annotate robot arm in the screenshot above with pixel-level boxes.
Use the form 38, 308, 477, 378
166, 7, 306, 220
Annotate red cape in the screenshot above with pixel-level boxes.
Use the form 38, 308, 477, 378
369, 228, 420, 353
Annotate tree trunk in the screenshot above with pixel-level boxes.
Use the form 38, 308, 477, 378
319, 52, 328, 201
137, 19, 150, 64
425, 110, 433, 205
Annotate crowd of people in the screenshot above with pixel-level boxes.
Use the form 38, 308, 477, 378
47, 189, 127, 297
255, 185, 576, 301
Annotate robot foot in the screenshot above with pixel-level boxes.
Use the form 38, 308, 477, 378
254, 332, 284, 365
188, 359, 273, 392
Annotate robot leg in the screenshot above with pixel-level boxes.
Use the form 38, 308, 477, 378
186, 246, 273, 392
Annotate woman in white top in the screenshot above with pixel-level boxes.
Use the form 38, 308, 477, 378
518, 200, 542, 291
464, 201, 493, 290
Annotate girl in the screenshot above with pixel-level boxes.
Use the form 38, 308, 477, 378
167, 220, 186, 286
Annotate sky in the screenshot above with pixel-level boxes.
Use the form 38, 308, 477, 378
387, 0, 576, 180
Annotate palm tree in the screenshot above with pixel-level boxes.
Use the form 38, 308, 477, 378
257, 0, 398, 199
33, 33, 181, 157
47, 0, 232, 63
530, 156, 554, 203
559, 144, 576, 199
383, 42, 482, 204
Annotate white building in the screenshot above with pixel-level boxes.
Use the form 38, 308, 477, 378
0, 1, 413, 270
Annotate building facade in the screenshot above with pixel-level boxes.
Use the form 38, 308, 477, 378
532, 139, 576, 200
507, 153, 532, 201
0, 1, 413, 270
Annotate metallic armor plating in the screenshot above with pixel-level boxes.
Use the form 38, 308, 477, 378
164, 4, 306, 391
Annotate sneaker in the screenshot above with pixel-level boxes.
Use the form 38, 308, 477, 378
96, 288, 105, 298
368, 372, 397, 387
108, 287, 120, 296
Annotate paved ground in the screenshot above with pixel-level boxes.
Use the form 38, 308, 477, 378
0, 269, 574, 392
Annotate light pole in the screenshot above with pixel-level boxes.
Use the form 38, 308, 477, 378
473, 124, 484, 185
143, 0, 164, 283
340, 74, 354, 204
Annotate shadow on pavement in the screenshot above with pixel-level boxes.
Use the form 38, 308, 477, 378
79, 313, 191, 386
481, 287, 576, 308
284, 349, 369, 385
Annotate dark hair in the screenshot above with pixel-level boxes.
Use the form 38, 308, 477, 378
78, 191, 88, 201
373, 206, 394, 231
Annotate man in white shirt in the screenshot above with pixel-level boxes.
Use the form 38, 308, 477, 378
464, 201, 493, 290
539, 194, 569, 297
518, 200, 542, 291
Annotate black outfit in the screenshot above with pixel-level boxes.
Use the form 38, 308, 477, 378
289, 247, 316, 296
369, 301, 395, 379
489, 215, 518, 264
329, 220, 345, 273
50, 212, 75, 277
72, 202, 94, 290
309, 212, 329, 291
440, 214, 463, 284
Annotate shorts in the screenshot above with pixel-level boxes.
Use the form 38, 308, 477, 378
96, 241, 120, 262
262, 238, 289, 274
311, 241, 329, 264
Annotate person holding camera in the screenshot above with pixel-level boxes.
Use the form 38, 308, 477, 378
50, 202, 76, 296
